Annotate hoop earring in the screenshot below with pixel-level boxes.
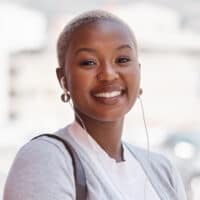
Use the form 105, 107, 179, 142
61, 92, 70, 103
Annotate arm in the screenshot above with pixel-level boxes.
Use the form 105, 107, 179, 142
3, 138, 75, 200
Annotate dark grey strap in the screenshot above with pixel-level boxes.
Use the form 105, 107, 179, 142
32, 134, 87, 200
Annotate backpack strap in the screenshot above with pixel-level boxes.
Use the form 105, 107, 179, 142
32, 134, 87, 200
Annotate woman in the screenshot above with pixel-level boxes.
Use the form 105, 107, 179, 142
4, 10, 186, 200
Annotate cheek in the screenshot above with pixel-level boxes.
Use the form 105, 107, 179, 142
126, 68, 140, 103
67, 70, 93, 102
126, 67, 140, 89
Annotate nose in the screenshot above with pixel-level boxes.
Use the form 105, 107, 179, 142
96, 63, 119, 82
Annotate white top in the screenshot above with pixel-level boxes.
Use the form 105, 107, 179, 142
67, 121, 160, 200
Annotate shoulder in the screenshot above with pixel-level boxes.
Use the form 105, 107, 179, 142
3, 135, 75, 200
14, 135, 73, 170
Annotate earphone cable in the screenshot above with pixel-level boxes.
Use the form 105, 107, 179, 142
138, 96, 151, 160
69, 101, 87, 132
138, 96, 151, 200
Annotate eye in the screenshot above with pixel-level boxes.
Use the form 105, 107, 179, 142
116, 56, 131, 64
79, 59, 96, 67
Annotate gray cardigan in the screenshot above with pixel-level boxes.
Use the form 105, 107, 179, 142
3, 127, 186, 200
125, 144, 187, 200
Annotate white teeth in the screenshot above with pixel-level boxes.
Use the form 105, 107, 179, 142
94, 91, 121, 98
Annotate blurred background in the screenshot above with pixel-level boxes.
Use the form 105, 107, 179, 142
0, 0, 200, 199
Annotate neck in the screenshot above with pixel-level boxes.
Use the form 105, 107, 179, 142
75, 114, 124, 162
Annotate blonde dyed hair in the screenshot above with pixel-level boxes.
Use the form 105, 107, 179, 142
57, 10, 137, 68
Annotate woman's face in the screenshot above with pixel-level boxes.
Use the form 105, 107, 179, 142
63, 20, 140, 122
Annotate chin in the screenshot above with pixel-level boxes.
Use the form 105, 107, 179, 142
88, 108, 129, 123
73, 101, 133, 123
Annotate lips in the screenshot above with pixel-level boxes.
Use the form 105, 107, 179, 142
91, 85, 126, 105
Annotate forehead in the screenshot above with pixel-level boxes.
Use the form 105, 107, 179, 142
67, 20, 136, 52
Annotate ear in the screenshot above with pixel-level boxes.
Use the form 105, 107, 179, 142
56, 67, 68, 91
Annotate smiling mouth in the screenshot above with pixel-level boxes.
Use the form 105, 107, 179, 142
91, 85, 126, 105
94, 91, 122, 98
91, 88, 126, 105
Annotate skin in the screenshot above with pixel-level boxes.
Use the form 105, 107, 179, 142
57, 20, 140, 161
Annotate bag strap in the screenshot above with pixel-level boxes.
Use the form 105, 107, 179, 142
32, 134, 87, 200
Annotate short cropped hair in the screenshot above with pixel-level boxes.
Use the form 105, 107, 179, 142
57, 10, 137, 68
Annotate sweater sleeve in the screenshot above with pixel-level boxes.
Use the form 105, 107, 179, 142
3, 138, 75, 200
